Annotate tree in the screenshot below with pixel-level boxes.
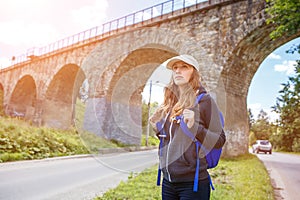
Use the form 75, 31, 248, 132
266, 0, 300, 152
266, 0, 300, 53
248, 108, 255, 129
266, 0, 300, 39
251, 109, 272, 140
272, 62, 300, 151
142, 100, 159, 134
79, 79, 89, 103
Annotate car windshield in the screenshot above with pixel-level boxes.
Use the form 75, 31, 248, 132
260, 141, 269, 145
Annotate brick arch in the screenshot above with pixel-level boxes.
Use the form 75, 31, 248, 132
42, 64, 86, 129
8, 75, 37, 118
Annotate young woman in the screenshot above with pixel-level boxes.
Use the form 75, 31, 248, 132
150, 54, 226, 200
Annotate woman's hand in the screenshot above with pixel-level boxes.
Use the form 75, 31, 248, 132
183, 109, 195, 128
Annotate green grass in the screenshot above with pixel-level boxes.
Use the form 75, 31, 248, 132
0, 98, 158, 162
96, 154, 274, 200
0, 116, 130, 162
96, 166, 161, 200
210, 154, 274, 200
0, 117, 88, 162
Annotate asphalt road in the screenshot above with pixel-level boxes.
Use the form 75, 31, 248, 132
255, 152, 300, 200
0, 149, 158, 200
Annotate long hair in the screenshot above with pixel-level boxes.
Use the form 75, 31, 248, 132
161, 68, 201, 120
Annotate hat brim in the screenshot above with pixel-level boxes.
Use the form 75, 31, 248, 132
164, 55, 199, 71
165, 58, 183, 70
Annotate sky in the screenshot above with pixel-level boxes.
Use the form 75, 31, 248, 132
0, 0, 299, 122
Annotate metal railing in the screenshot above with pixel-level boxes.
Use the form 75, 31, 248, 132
8, 0, 210, 66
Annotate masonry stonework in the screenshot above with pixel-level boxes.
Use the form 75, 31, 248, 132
0, 0, 299, 157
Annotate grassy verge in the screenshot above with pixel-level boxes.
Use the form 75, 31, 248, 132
0, 117, 121, 162
96, 154, 274, 200
0, 114, 158, 163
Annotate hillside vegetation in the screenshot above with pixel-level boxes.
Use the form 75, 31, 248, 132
0, 117, 122, 162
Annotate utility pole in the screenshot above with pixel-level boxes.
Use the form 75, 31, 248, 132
146, 80, 152, 146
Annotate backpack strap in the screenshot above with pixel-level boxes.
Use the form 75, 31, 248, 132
174, 93, 205, 192
176, 93, 219, 192
195, 93, 205, 106
175, 115, 200, 192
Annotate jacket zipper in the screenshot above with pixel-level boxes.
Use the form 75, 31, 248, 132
166, 120, 174, 182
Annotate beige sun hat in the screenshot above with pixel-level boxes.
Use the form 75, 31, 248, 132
165, 54, 199, 71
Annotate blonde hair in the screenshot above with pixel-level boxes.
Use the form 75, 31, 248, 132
161, 69, 201, 120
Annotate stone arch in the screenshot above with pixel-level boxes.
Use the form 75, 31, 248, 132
42, 64, 86, 129
81, 26, 214, 144
8, 75, 37, 118
81, 27, 212, 96
219, 22, 300, 156
100, 45, 176, 143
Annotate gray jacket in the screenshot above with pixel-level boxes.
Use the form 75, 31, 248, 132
157, 89, 226, 183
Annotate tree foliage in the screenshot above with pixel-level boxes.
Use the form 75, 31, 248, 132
248, 108, 255, 129
264, 0, 300, 152
266, 0, 300, 55
266, 0, 300, 40
251, 109, 272, 141
272, 62, 300, 151
142, 101, 159, 134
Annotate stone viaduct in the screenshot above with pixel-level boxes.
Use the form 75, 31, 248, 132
0, 0, 299, 157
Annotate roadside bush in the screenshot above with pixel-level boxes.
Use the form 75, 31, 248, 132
0, 118, 89, 162
292, 138, 300, 152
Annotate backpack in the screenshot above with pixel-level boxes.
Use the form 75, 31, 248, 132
156, 93, 225, 192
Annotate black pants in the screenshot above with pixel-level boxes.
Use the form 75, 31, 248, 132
162, 178, 210, 200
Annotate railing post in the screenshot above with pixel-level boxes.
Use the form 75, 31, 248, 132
133, 13, 135, 24
109, 22, 111, 34
172, 0, 174, 15
124, 16, 127, 28
151, 6, 153, 20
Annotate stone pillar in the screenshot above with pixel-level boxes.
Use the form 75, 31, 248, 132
83, 97, 107, 138
32, 99, 43, 127
42, 99, 73, 129
222, 92, 249, 157
83, 96, 142, 145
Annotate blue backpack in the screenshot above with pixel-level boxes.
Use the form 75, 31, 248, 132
156, 93, 225, 192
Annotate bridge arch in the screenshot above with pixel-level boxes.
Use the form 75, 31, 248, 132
98, 45, 176, 143
8, 75, 37, 118
219, 22, 300, 155
42, 63, 86, 129
81, 26, 215, 144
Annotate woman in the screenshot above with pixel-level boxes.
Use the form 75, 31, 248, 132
150, 54, 226, 200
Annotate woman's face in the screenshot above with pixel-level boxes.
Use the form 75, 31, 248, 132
171, 61, 194, 86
